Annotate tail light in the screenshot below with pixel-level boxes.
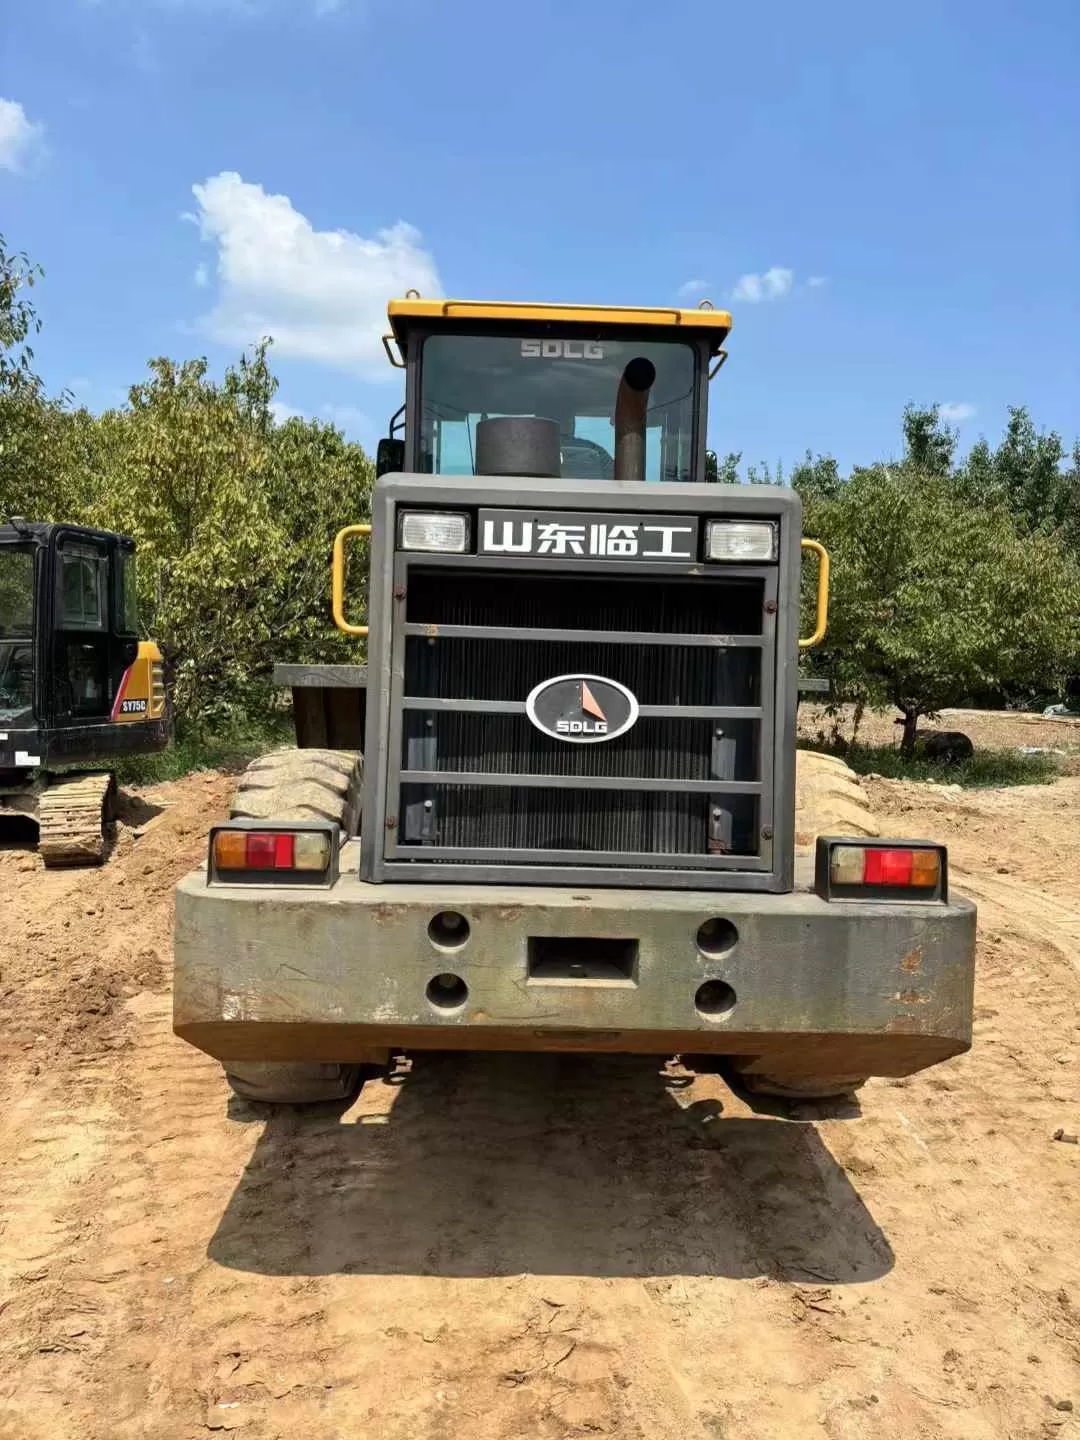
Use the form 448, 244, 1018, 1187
207, 821, 339, 887
815, 838, 947, 902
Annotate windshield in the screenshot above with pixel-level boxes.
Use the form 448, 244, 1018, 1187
419, 334, 698, 483
0, 547, 35, 725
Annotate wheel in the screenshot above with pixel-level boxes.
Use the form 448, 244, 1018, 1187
230, 747, 363, 836
794, 750, 879, 847
738, 1070, 868, 1100
224, 1061, 362, 1105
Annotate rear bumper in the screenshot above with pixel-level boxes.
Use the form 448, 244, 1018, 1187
174, 844, 976, 1080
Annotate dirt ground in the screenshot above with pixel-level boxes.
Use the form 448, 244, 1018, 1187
800, 703, 1080, 755
2, 737, 1079, 1438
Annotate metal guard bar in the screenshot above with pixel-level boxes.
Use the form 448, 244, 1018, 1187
799, 538, 830, 649
332, 524, 372, 636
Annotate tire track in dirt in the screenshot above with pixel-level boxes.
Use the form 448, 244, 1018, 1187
952, 866, 1080, 973
2, 766, 1080, 1439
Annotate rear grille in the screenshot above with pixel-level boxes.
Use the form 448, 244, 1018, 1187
403, 712, 758, 780
386, 563, 776, 878
405, 637, 760, 707
404, 786, 732, 857
407, 570, 765, 634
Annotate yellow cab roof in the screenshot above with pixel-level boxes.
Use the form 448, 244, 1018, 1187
387, 297, 732, 356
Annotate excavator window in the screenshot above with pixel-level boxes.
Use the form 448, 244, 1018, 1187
0, 546, 35, 726
59, 547, 107, 630
116, 550, 138, 634
54, 540, 111, 720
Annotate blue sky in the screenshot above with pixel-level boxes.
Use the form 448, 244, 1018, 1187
2, 0, 1077, 471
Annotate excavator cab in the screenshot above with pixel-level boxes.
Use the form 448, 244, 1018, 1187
0, 520, 169, 865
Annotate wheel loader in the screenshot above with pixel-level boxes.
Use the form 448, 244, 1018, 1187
0, 520, 169, 864
173, 297, 976, 1104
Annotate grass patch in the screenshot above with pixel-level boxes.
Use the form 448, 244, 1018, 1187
817, 743, 1061, 788
113, 719, 292, 786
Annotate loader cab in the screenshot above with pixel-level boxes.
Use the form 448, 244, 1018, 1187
0, 521, 142, 742
376, 300, 731, 484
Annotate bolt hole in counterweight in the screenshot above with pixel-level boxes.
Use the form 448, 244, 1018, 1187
694, 979, 737, 1019
426, 973, 469, 1011
428, 910, 470, 949
696, 917, 739, 958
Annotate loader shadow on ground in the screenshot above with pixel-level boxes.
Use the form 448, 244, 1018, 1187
208, 1053, 893, 1283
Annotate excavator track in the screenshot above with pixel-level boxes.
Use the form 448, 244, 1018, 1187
37, 772, 117, 868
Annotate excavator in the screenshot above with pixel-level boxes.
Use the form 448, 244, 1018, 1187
0, 519, 169, 865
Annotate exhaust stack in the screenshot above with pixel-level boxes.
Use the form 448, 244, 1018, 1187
613, 357, 656, 482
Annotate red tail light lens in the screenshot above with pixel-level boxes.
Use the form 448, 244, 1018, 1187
245, 831, 293, 869
864, 848, 919, 886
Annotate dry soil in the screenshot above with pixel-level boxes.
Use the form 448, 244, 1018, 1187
1, 743, 1079, 1439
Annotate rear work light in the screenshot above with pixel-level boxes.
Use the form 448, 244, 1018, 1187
815, 837, 947, 902
398, 511, 470, 553
705, 520, 778, 563
207, 821, 339, 887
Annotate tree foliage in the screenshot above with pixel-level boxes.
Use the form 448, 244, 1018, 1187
0, 233, 43, 397
802, 463, 1080, 751
0, 249, 374, 731
81, 347, 371, 726
3, 233, 1078, 747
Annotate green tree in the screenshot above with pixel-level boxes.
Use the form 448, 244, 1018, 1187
810, 464, 1080, 754
983, 406, 1074, 535
746, 459, 785, 487
0, 233, 43, 396
705, 449, 742, 483
902, 403, 956, 477
85, 343, 373, 729
790, 450, 842, 502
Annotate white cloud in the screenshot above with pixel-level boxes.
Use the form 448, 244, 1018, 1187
269, 401, 371, 439
731, 267, 794, 304
0, 98, 43, 173
939, 402, 976, 424
190, 171, 441, 379
321, 403, 370, 435
677, 278, 712, 300
807, 275, 827, 289
193, 262, 209, 287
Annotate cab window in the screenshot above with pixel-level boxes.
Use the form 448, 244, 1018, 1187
59, 546, 107, 630
116, 550, 138, 634
418, 333, 697, 483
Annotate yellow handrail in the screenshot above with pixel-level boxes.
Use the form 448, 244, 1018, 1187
799, 538, 830, 649
333, 523, 828, 647
332, 524, 373, 637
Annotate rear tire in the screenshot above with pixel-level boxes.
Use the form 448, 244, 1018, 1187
738, 1070, 868, 1100
225, 1061, 362, 1105
231, 747, 363, 836
794, 750, 878, 847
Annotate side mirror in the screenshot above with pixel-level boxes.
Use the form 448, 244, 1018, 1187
376, 438, 405, 479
